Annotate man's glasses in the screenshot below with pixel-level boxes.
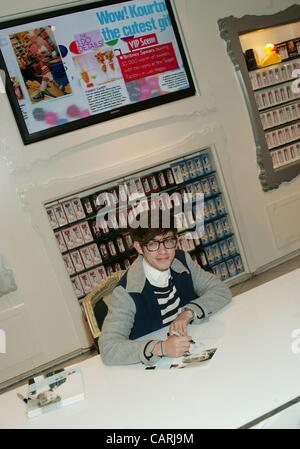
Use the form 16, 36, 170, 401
142, 237, 177, 252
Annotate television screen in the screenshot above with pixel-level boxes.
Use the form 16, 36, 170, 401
0, 0, 196, 145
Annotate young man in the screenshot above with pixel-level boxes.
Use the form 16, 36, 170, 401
99, 210, 232, 366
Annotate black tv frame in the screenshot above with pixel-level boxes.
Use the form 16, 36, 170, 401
0, 0, 196, 145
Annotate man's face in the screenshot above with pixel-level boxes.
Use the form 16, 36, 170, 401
134, 231, 177, 272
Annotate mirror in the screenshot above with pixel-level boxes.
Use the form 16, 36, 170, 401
219, 4, 300, 191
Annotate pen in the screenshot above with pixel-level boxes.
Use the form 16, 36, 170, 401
169, 331, 195, 344
171, 330, 184, 337
17, 393, 29, 404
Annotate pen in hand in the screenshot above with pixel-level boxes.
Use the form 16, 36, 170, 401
168, 330, 195, 344
170, 330, 183, 337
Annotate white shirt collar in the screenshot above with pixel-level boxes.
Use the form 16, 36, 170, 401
142, 258, 170, 287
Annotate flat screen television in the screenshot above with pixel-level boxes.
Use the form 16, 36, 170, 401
0, 0, 196, 145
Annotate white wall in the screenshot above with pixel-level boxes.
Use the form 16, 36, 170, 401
0, 0, 300, 384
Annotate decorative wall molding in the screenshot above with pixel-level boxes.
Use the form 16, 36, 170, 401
0, 106, 217, 176
15, 126, 227, 265
0, 255, 17, 297
0, 138, 16, 173
15, 126, 227, 267
16, 123, 225, 209
15, 124, 230, 276
267, 192, 300, 249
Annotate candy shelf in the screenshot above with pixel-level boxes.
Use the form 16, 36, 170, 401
45, 148, 246, 300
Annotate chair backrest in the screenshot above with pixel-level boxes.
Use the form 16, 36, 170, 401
82, 271, 125, 341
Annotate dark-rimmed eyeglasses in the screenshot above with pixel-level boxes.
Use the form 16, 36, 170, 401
142, 237, 177, 252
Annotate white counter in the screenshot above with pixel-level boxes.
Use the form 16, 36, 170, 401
1, 268, 300, 429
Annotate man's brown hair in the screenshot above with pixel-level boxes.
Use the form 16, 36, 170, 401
129, 208, 177, 244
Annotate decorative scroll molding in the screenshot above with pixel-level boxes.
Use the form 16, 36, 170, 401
0, 255, 17, 297
16, 123, 224, 211
0, 137, 16, 173
14, 126, 226, 288
218, 15, 240, 72
0, 105, 217, 176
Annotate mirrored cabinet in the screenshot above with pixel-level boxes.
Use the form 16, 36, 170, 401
251, 58, 300, 168
219, 4, 300, 191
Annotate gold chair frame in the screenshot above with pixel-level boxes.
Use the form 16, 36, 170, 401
82, 271, 125, 342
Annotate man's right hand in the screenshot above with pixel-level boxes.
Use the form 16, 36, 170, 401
163, 335, 193, 357
153, 335, 192, 358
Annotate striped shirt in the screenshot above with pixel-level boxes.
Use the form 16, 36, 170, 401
142, 259, 182, 325
153, 277, 181, 325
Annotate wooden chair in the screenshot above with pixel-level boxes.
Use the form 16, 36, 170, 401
82, 270, 125, 352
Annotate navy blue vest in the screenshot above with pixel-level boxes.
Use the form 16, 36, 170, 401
118, 251, 198, 340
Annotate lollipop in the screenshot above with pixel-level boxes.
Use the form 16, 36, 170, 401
66, 105, 80, 118
44, 111, 58, 125
32, 108, 45, 121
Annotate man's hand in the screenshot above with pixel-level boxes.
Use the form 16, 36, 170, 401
162, 335, 192, 357
169, 310, 193, 336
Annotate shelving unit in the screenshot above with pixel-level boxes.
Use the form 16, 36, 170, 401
45, 148, 246, 301
219, 5, 300, 190
249, 57, 300, 169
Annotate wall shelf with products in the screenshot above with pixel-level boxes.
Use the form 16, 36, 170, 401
249, 58, 300, 91
250, 58, 300, 169
219, 5, 300, 190
45, 148, 247, 302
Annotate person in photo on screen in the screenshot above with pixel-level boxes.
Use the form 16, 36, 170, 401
10, 27, 70, 102
99, 208, 231, 366
32, 50, 57, 100
31, 46, 65, 101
